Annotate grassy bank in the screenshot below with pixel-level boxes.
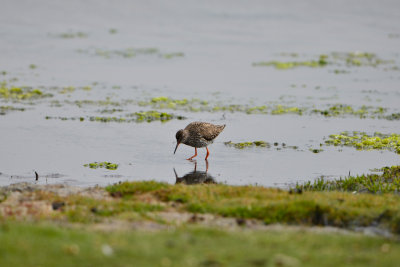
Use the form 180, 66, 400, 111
1, 167, 400, 266
1, 223, 400, 267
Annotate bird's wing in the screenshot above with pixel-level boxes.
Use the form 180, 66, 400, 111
186, 122, 225, 141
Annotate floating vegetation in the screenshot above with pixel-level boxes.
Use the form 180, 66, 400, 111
224, 141, 270, 149
253, 52, 395, 70
139, 96, 399, 120
324, 131, 400, 154
139, 96, 207, 111
225, 141, 298, 150
59, 86, 75, 94
0, 105, 25, 115
89, 116, 127, 123
311, 104, 386, 118
99, 108, 124, 114
70, 99, 126, 107
270, 105, 304, 115
0, 82, 52, 101
333, 69, 350, 74
309, 148, 323, 153
385, 113, 400, 121
109, 28, 118, 34
77, 47, 184, 59
162, 52, 185, 59
45, 116, 85, 121
296, 166, 400, 194
45, 111, 185, 123
129, 110, 185, 122
253, 55, 328, 69
55, 31, 88, 39
84, 162, 118, 170
29, 64, 37, 69
58, 85, 91, 94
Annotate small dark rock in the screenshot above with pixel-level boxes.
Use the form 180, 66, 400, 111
52, 201, 65, 210
90, 207, 98, 213
236, 218, 246, 226
174, 197, 185, 203
110, 191, 122, 198
189, 214, 204, 223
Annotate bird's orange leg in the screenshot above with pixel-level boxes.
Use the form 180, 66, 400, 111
187, 148, 198, 160
205, 147, 210, 160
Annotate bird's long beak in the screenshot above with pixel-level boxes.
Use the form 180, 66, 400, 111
174, 142, 180, 154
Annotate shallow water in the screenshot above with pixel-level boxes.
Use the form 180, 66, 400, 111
1, 0, 400, 187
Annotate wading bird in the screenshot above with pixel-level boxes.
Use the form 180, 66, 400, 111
174, 122, 225, 160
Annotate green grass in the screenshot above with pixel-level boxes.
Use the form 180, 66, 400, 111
296, 166, 400, 194
1, 223, 400, 267
3, 168, 400, 266
106, 180, 400, 234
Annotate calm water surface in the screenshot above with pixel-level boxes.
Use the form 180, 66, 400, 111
1, 0, 399, 187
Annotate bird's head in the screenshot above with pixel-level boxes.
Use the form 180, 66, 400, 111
174, 129, 185, 154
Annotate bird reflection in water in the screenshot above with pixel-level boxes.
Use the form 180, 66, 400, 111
174, 161, 216, 185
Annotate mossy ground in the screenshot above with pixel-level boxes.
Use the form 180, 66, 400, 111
1, 223, 400, 267
2, 166, 400, 266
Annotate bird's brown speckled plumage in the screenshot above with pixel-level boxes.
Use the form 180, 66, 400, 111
174, 121, 226, 160
184, 122, 225, 146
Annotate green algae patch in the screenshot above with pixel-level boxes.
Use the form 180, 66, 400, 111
59, 86, 76, 94
139, 96, 399, 120
254, 52, 395, 70
46, 111, 185, 123
84, 162, 119, 170
224, 141, 270, 149
89, 116, 127, 123
312, 104, 386, 118
225, 141, 298, 151
271, 105, 304, 115
0, 82, 52, 101
253, 55, 328, 69
162, 52, 184, 59
0, 105, 25, 115
139, 96, 207, 111
324, 131, 400, 154
310, 148, 323, 153
77, 47, 184, 59
55, 31, 88, 39
296, 166, 400, 194
129, 110, 185, 122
